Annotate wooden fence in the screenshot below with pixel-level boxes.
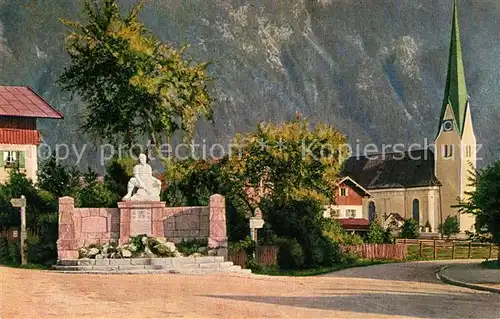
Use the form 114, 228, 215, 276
229, 241, 499, 268
342, 244, 408, 260
229, 246, 278, 268
396, 239, 499, 260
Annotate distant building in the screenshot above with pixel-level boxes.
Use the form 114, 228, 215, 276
336, 1, 477, 235
324, 177, 371, 233
0, 86, 63, 183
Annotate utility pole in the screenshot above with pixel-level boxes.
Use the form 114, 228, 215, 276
11, 195, 27, 265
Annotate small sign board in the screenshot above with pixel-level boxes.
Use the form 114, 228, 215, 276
249, 217, 265, 229
10, 197, 26, 208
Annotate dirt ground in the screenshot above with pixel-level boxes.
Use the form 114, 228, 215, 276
1, 260, 499, 318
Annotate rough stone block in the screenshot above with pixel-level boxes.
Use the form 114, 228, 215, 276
111, 222, 120, 233
58, 250, 79, 260
99, 209, 109, 217
189, 230, 200, 237
200, 221, 209, 230
81, 216, 107, 233
117, 265, 146, 270
90, 208, 100, 216
150, 258, 173, 266
77, 259, 95, 266
194, 256, 215, 263
199, 263, 220, 269
108, 259, 132, 266
58, 225, 74, 240
95, 259, 110, 266
59, 259, 78, 266
131, 258, 151, 265
79, 208, 90, 218
58, 239, 76, 250
59, 197, 75, 206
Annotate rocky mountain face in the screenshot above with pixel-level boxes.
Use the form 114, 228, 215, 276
0, 0, 499, 169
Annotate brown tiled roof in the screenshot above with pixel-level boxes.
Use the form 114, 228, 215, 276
0, 86, 63, 119
342, 149, 441, 189
338, 218, 370, 230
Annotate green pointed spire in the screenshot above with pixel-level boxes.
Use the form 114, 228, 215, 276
439, 0, 468, 135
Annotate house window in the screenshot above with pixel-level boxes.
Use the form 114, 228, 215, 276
0, 151, 25, 169
4, 151, 18, 168
346, 209, 356, 218
340, 187, 348, 197
331, 209, 340, 218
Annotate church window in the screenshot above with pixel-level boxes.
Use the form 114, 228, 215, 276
340, 187, 348, 197
465, 145, 472, 157
369, 202, 376, 222
412, 199, 420, 222
443, 145, 454, 158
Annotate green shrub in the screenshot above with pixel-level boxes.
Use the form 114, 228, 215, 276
367, 220, 386, 244
341, 234, 364, 246
262, 195, 343, 269
176, 238, 209, 256
0, 237, 8, 264
277, 237, 305, 270
26, 234, 57, 265
438, 215, 460, 239
401, 219, 420, 239
8, 241, 20, 264
341, 250, 360, 264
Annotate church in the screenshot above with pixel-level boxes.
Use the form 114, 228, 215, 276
329, 0, 477, 236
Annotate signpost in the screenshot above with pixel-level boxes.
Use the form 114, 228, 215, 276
249, 208, 265, 242
10, 195, 27, 265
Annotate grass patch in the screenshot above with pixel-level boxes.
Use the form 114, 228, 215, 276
481, 260, 500, 270
0, 263, 51, 270
252, 259, 396, 276
407, 244, 498, 260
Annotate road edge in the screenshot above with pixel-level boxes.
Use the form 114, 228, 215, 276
437, 265, 500, 294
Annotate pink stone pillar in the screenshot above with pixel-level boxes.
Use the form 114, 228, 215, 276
118, 201, 166, 244
208, 194, 228, 259
57, 197, 78, 260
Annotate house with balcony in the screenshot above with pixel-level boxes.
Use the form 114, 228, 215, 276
0, 86, 63, 184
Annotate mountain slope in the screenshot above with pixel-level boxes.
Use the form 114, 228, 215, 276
0, 0, 499, 168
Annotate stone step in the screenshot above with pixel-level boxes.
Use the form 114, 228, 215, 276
53, 266, 251, 275
53, 257, 250, 275
59, 256, 225, 267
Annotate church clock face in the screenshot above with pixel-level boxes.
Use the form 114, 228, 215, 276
443, 120, 454, 132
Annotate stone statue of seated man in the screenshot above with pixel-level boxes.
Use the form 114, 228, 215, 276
122, 153, 161, 201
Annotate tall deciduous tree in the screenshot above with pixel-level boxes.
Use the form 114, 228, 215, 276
226, 115, 349, 204
58, 0, 213, 146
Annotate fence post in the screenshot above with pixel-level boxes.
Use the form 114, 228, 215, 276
433, 239, 437, 259
488, 243, 493, 259
467, 242, 472, 259
451, 241, 455, 260
419, 242, 423, 258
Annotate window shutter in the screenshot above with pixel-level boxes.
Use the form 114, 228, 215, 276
0, 151, 3, 167
18, 151, 25, 168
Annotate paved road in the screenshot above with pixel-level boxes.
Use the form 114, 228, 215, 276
1, 260, 499, 318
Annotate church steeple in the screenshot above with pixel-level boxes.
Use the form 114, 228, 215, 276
438, 0, 468, 136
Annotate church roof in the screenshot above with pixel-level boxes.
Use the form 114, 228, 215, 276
438, 0, 468, 136
341, 149, 441, 190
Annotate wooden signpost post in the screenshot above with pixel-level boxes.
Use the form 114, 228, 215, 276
10, 195, 27, 265
249, 208, 265, 242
